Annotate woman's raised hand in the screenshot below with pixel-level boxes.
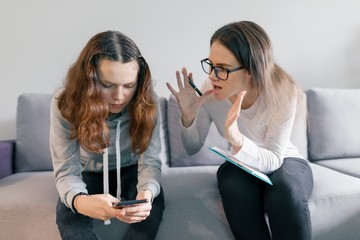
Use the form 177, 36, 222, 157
225, 90, 246, 152
166, 67, 212, 127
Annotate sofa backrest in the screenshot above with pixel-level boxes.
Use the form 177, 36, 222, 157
14, 91, 309, 172
167, 95, 229, 167
166, 94, 308, 167
15, 93, 170, 172
158, 97, 170, 168
306, 88, 360, 161
15, 93, 53, 172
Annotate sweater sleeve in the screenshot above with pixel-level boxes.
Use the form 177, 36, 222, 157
180, 106, 213, 156
232, 96, 298, 174
50, 96, 87, 209
136, 97, 162, 198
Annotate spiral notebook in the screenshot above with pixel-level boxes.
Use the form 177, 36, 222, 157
209, 146, 273, 185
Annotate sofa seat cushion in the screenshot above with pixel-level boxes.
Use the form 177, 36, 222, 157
2, 161, 360, 239
309, 163, 360, 240
313, 158, 360, 178
0, 171, 133, 240
159, 166, 233, 239
0, 172, 60, 239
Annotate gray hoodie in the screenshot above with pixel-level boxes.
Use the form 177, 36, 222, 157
50, 90, 162, 210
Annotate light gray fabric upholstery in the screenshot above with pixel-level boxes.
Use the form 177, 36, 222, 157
309, 163, 360, 240
158, 97, 170, 168
15, 93, 53, 172
2, 90, 360, 240
0, 172, 60, 239
167, 95, 229, 167
3, 164, 360, 240
158, 166, 233, 240
314, 157, 360, 178
307, 88, 360, 160
15, 94, 169, 171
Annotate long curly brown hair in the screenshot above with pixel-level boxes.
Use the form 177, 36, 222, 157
57, 31, 156, 154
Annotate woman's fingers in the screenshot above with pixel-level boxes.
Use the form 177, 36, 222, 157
234, 90, 247, 113
181, 68, 191, 88
166, 82, 178, 96
116, 208, 151, 223
171, 67, 196, 94
176, 71, 184, 90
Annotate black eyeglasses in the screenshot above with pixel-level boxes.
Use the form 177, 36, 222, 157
201, 58, 245, 81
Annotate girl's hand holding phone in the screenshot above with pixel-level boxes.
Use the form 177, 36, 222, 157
113, 199, 149, 209
74, 193, 124, 221
115, 190, 152, 224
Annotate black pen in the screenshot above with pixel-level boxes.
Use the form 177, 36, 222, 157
188, 77, 202, 96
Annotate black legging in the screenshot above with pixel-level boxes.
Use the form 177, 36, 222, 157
217, 158, 313, 240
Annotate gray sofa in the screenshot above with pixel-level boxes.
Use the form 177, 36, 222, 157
1, 88, 360, 240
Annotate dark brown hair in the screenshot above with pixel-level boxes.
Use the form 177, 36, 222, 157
210, 21, 304, 114
57, 31, 156, 154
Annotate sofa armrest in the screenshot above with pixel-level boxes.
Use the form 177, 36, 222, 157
0, 140, 15, 179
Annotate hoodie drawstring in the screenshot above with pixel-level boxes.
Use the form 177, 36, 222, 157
102, 120, 122, 225
103, 148, 111, 225
115, 121, 121, 199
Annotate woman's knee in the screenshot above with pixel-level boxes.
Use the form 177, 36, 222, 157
217, 162, 258, 194
266, 159, 313, 209
217, 162, 238, 190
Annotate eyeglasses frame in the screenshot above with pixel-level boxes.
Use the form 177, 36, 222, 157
200, 58, 245, 81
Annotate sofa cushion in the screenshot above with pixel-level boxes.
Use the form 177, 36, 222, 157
0, 172, 60, 239
167, 95, 228, 167
309, 163, 360, 240
158, 97, 170, 168
307, 88, 360, 161
15, 94, 170, 172
314, 157, 360, 178
159, 166, 233, 239
15, 93, 53, 172
0, 140, 15, 178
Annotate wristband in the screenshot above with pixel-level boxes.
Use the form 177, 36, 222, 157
72, 192, 88, 214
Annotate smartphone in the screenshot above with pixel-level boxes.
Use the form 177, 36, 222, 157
113, 199, 149, 209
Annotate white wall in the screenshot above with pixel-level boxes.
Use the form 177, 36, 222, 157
1, 0, 360, 140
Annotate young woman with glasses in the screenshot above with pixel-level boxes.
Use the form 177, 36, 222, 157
167, 21, 313, 240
